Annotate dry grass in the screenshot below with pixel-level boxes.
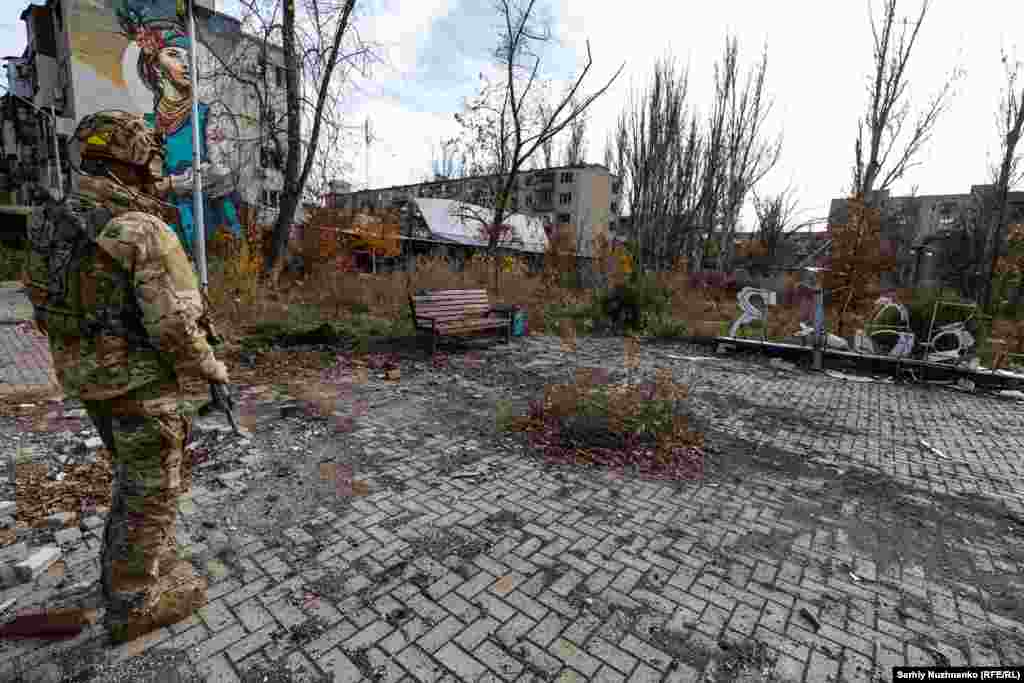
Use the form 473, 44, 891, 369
206, 225, 817, 348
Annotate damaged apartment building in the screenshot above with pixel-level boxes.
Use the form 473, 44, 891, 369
320, 164, 623, 278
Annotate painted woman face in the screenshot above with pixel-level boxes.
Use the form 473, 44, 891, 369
157, 46, 191, 91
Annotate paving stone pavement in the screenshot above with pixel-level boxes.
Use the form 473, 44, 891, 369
0, 283, 59, 396
1, 333, 1023, 682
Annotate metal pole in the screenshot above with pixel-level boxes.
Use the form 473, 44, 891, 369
813, 287, 824, 371
51, 102, 61, 200
186, 0, 208, 292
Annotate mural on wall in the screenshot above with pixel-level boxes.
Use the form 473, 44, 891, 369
67, 0, 245, 256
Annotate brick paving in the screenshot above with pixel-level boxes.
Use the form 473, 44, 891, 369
0, 283, 59, 396
1, 326, 1023, 681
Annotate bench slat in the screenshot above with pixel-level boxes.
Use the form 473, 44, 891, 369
409, 288, 511, 350
414, 298, 491, 308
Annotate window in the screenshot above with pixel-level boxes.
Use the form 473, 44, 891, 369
538, 190, 553, 202
260, 147, 282, 170
558, 192, 572, 205
557, 213, 571, 224
276, 66, 286, 88
560, 172, 574, 183
261, 189, 281, 207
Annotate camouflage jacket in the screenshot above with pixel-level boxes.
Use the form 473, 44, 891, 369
23, 175, 221, 401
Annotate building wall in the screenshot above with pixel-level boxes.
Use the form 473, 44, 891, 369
326, 164, 620, 257
7, 0, 290, 221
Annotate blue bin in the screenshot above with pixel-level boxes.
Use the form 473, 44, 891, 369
512, 311, 526, 337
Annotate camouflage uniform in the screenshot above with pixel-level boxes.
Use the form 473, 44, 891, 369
23, 111, 227, 643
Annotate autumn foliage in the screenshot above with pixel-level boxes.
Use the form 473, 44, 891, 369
825, 194, 898, 336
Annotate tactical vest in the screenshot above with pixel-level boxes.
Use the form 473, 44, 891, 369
24, 194, 151, 347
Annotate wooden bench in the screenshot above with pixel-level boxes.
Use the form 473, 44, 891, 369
409, 289, 512, 354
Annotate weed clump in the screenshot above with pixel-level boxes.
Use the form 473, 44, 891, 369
509, 366, 704, 480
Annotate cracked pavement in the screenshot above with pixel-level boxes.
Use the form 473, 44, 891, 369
1, 302, 1023, 681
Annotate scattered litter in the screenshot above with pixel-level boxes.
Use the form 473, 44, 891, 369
825, 370, 874, 383
849, 571, 863, 583
954, 378, 975, 393
798, 608, 821, 632
918, 439, 948, 459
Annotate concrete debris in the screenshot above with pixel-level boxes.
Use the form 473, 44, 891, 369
954, 378, 975, 393
81, 515, 104, 531
54, 527, 82, 546
0, 501, 15, 517
80, 436, 104, 451
997, 389, 1024, 401
919, 439, 948, 459
46, 511, 75, 528
14, 545, 61, 582
768, 358, 796, 372
825, 370, 875, 383
0, 516, 13, 529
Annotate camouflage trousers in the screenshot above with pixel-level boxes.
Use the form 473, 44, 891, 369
85, 381, 207, 642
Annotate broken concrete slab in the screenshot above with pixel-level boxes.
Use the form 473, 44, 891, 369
14, 546, 61, 583
54, 527, 82, 547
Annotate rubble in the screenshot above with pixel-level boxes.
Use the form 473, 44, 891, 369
46, 511, 76, 528
54, 527, 82, 547
81, 515, 104, 532
14, 545, 61, 582
0, 501, 14, 517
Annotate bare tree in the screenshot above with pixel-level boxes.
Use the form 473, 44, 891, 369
201, 0, 370, 275
980, 49, 1024, 311
715, 39, 782, 271
449, 0, 623, 289
614, 38, 778, 275
851, 0, 958, 200
615, 55, 697, 274
536, 96, 555, 168
751, 186, 802, 262
563, 94, 587, 165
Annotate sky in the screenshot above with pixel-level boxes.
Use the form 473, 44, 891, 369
4, 0, 1024, 229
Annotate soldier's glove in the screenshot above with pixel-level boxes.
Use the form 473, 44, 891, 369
200, 357, 229, 385
167, 168, 194, 196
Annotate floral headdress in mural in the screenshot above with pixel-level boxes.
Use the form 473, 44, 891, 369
117, 2, 190, 95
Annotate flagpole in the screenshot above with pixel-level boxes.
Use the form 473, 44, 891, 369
184, 0, 208, 293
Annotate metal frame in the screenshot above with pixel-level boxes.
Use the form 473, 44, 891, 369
922, 300, 984, 364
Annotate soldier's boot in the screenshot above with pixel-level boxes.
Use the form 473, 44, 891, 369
106, 561, 207, 643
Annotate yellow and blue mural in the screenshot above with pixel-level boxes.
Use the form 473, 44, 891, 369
67, 0, 245, 255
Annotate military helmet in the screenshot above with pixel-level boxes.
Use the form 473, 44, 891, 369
73, 110, 165, 181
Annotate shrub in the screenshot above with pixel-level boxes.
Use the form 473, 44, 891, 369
0, 244, 25, 282
508, 366, 703, 480
646, 314, 688, 339
597, 273, 670, 333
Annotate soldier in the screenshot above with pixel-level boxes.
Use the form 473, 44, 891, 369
23, 110, 229, 643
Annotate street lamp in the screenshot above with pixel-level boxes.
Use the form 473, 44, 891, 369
0, 82, 63, 200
